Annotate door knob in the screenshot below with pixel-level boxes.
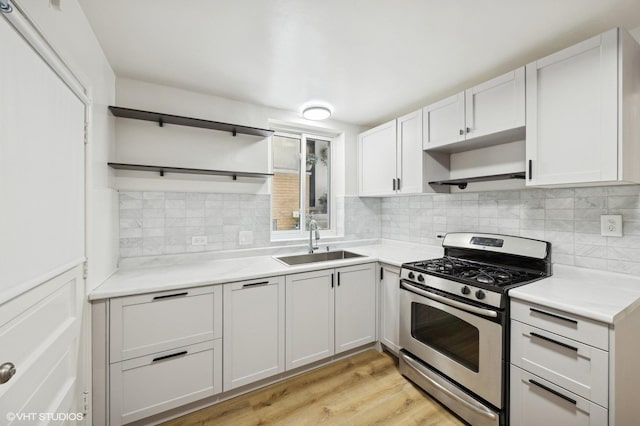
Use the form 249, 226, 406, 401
0, 362, 16, 384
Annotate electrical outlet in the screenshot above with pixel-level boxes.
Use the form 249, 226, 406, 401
239, 231, 253, 245
601, 215, 623, 237
191, 236, 208, 246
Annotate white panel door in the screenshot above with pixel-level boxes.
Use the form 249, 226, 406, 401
397, 110, 423, 194
285, 270, 334, 370
422, 92, 465, 150
358, 120, 397, 196
223, 277, 285, 390
335, 263, 376, 354
0, 14, 86, 424
526, 29, 618, 186
379, 264, 401, 354
465, 67, 525, 140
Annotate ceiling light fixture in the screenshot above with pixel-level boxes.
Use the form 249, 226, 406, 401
302, 106, 331, 121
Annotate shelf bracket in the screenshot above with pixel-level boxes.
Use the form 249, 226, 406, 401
158, 117, 164, 127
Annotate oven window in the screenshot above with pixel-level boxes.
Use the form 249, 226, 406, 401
411, 303, 480, 372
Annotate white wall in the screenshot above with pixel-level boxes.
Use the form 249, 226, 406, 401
19, 0, 118, 290
114, 78, 364, 195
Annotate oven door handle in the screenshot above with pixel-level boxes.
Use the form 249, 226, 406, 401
401, 281, 498, 318
401, 352, 498, 421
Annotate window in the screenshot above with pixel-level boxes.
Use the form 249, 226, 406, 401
271, 132, 332, 239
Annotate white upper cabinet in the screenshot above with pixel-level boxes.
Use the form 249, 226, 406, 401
465, 67, 525, 140
358, 119, 397, 196
526, 28, 640, 187
423, 93, 465, 149
424, 67, 525, 153
397, 109, 424, 194
358, 111, 426, 196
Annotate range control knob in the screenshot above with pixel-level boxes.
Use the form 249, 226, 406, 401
475, 290, 486, 300
461, 286, 471, 295
408, 272, 415, 279
417, 274, 425, 282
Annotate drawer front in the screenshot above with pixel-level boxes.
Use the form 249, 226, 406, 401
109, 340, 222, 425
511, 299, 608, 350
110, 286, 222, 362
511, 320, 608, 407
510, 365, 607, 426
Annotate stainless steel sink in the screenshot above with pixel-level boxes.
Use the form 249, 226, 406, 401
275, 250, 365, 266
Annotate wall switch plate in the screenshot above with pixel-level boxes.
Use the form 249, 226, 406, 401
601, 215, 623, 237
191, 236, 208, 246
239, 231, 253, 245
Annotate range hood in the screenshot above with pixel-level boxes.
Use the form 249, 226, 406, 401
429, 172, 525, 190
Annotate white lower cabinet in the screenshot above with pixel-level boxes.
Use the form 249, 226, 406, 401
285, 263, 376, 370
510, 365, 608, 426
109, 340, 222, 425
510, 299, 609, 425
223, 276, 285, 390
379, 263, 400, 353
335, 263, 377, 353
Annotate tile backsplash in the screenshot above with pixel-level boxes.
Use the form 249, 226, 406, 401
119, 186, 640, 277
119, 192, 271, 257
377, 185, 640, 275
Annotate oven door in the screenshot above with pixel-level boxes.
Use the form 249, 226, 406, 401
399, 280, 503, 408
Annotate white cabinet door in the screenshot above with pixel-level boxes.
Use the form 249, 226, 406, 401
465, 67, 525, 140
335, 263, 376, 353
285, 269, 335, 370
223, 277, 285, 390
423, 93, 465, 150
397, 109, 424, 194
379, 264, 401, 354
526, 29, 618, 186
358, 120, 397, 196
510, 365, 607, 426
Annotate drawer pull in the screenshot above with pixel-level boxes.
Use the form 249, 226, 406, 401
529, 308, 578, 325
528, 379, 577, 405
153, 292, 188, 301
530, 332, 578, 353
242, 281, 270, 288
152, 351, 188, 363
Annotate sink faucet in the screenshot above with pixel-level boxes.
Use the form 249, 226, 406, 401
308, 216, 320, 253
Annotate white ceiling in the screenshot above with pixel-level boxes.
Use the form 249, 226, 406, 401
79, 0, 640, 126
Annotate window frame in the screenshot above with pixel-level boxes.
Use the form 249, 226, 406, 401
270, 131, 336, 241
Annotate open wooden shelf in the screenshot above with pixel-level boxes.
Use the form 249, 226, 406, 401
108, 163, 273, 180
108, 106, 275, 138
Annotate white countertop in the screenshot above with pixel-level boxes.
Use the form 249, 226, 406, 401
89, 240, 443, 301
509, 264, 640, 324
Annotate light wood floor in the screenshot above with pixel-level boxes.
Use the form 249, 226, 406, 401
163, 350, 465, 425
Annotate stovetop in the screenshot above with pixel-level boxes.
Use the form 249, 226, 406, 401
399, 233, 552, 309
404, 257, 544, 288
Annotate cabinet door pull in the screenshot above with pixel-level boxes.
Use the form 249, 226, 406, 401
397, 178, 401, 191
530, 332, 578, 352
528, 379, 577, 405
380, 267, 384, 280
392, 179, 396, 191
152, 351, 188, 363
153, 292, 188, 301
466, 127, 471, 133
337, 272, 341, 287
242, 281, 270, 288
529, 308, 578, 325
331, 273, 334, 288
528, 159, 532, 180
459, 129, 464, 136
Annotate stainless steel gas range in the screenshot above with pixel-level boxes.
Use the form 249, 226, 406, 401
398, 233, 551, 426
